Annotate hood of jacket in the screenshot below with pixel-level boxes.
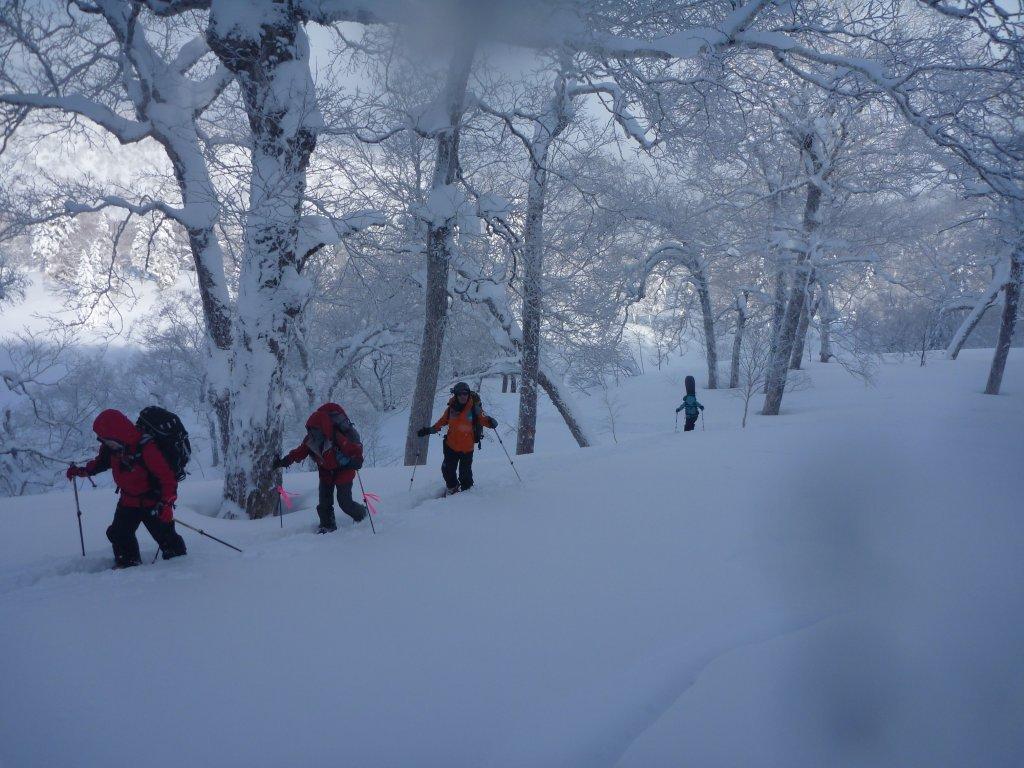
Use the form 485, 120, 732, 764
304, 409, 336, 434
92, 409, 142, 446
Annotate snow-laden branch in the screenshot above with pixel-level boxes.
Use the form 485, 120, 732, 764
0, 92, 151, 143
297, 210, 387, 261
63, 196, 189, 227
629, 242, 702, 301
568, 81, 656, 149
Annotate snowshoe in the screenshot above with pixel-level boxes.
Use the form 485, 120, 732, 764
317, 523, 338, 534
112, 559, 142, 570
443, 485, 461, 498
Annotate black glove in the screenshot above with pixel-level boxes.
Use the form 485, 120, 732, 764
675, 406, 683, 414
416, 427, 433, 437
272, 456, 287, 469
488, 416, 498, 428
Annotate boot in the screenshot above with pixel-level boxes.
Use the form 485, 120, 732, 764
317, 510, 338, 534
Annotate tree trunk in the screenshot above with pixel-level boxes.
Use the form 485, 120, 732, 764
404, 48, 474, 466
819, 288, 835, 362
159, 112, 234, 467
516, 146, 549, 455
729, 292, 748, 389
984, 249, 1022, 395
764, 191, 787, 393
537, 368, 592, 448
946, 264, 1006, 360
692, 260, 719, 388
764, 137, 822, 416
790, 278, 816, 370
210, 13, 318, 518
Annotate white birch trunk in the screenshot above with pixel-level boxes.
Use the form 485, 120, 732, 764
404, 48, 474, 466
763, 133, 823, 416
945, 264, 1007, 360
985, 248, 1022, 395
729, 291, 749, 389
209, 8, 319, 518
789, 276, 816, 370
818, 288, 835, 363
693, 259, 719, 389
516, 153, 548, 454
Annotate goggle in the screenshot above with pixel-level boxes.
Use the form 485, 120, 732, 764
451, 389, 470, 397
99, 437, 125, 451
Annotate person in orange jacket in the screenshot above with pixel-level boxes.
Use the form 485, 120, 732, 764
274, 403, 366, 533
417, 382, 497, 494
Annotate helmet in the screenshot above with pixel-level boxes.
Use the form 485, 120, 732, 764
451, 382, 471, 396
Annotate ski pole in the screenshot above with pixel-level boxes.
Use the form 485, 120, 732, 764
701, 411, 706, 431
174, 519, 243, 553
71, 474, 85, 557
355, 471, 377, 535
278, 489, 284, 529
492, 429, 522, 483
674, 411, 679, 433
408, 447, 420, 493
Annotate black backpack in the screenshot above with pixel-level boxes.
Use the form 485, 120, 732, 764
136, 406, 191, 481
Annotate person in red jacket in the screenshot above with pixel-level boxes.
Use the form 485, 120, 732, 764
274, 403, 367, 533
66, 409, 186, 568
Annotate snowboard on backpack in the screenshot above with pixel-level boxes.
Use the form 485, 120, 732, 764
136, 406, 191, 481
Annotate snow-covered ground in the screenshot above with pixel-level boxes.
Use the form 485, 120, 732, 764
1, 349, 1021, 767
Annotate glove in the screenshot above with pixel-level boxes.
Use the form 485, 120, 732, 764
488, 417, 498, 428
675, 406, 683, 414
66, 465, 88, 480
416, 427, 433, 438
272, 456, 287, 469
158, 500, 174, 524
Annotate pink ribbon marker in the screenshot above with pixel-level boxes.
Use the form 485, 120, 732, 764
276, 485, 294, 509
363, 491, 381, 516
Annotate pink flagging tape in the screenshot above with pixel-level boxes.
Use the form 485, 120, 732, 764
276, 485, 295, 509
363, 491, 381, 516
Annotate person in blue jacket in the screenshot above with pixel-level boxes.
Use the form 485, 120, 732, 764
675, 375, 705, 431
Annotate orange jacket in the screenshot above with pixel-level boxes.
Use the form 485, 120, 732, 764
432, 395, 494, 453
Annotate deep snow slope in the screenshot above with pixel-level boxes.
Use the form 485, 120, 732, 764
1, 350, 1021, 768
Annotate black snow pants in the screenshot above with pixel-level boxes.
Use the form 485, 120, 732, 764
317, 481, 367, 529
106, 503, 187, 567
684, 414, 698, 431
441, 441, 474, 491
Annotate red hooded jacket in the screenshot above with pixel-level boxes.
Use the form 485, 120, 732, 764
83, 409, 178, 508
282, 403, 363, 485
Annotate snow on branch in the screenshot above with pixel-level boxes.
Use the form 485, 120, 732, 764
0, 93, 151, 143
63, 196, 189, 227
297, 210, 387, 261
569, 81, 656, 149
628, 241, 701, 301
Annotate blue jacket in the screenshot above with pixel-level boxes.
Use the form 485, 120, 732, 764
676, 394, 704, 417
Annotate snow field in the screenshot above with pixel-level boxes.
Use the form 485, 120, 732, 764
0, 349, 1021, 767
